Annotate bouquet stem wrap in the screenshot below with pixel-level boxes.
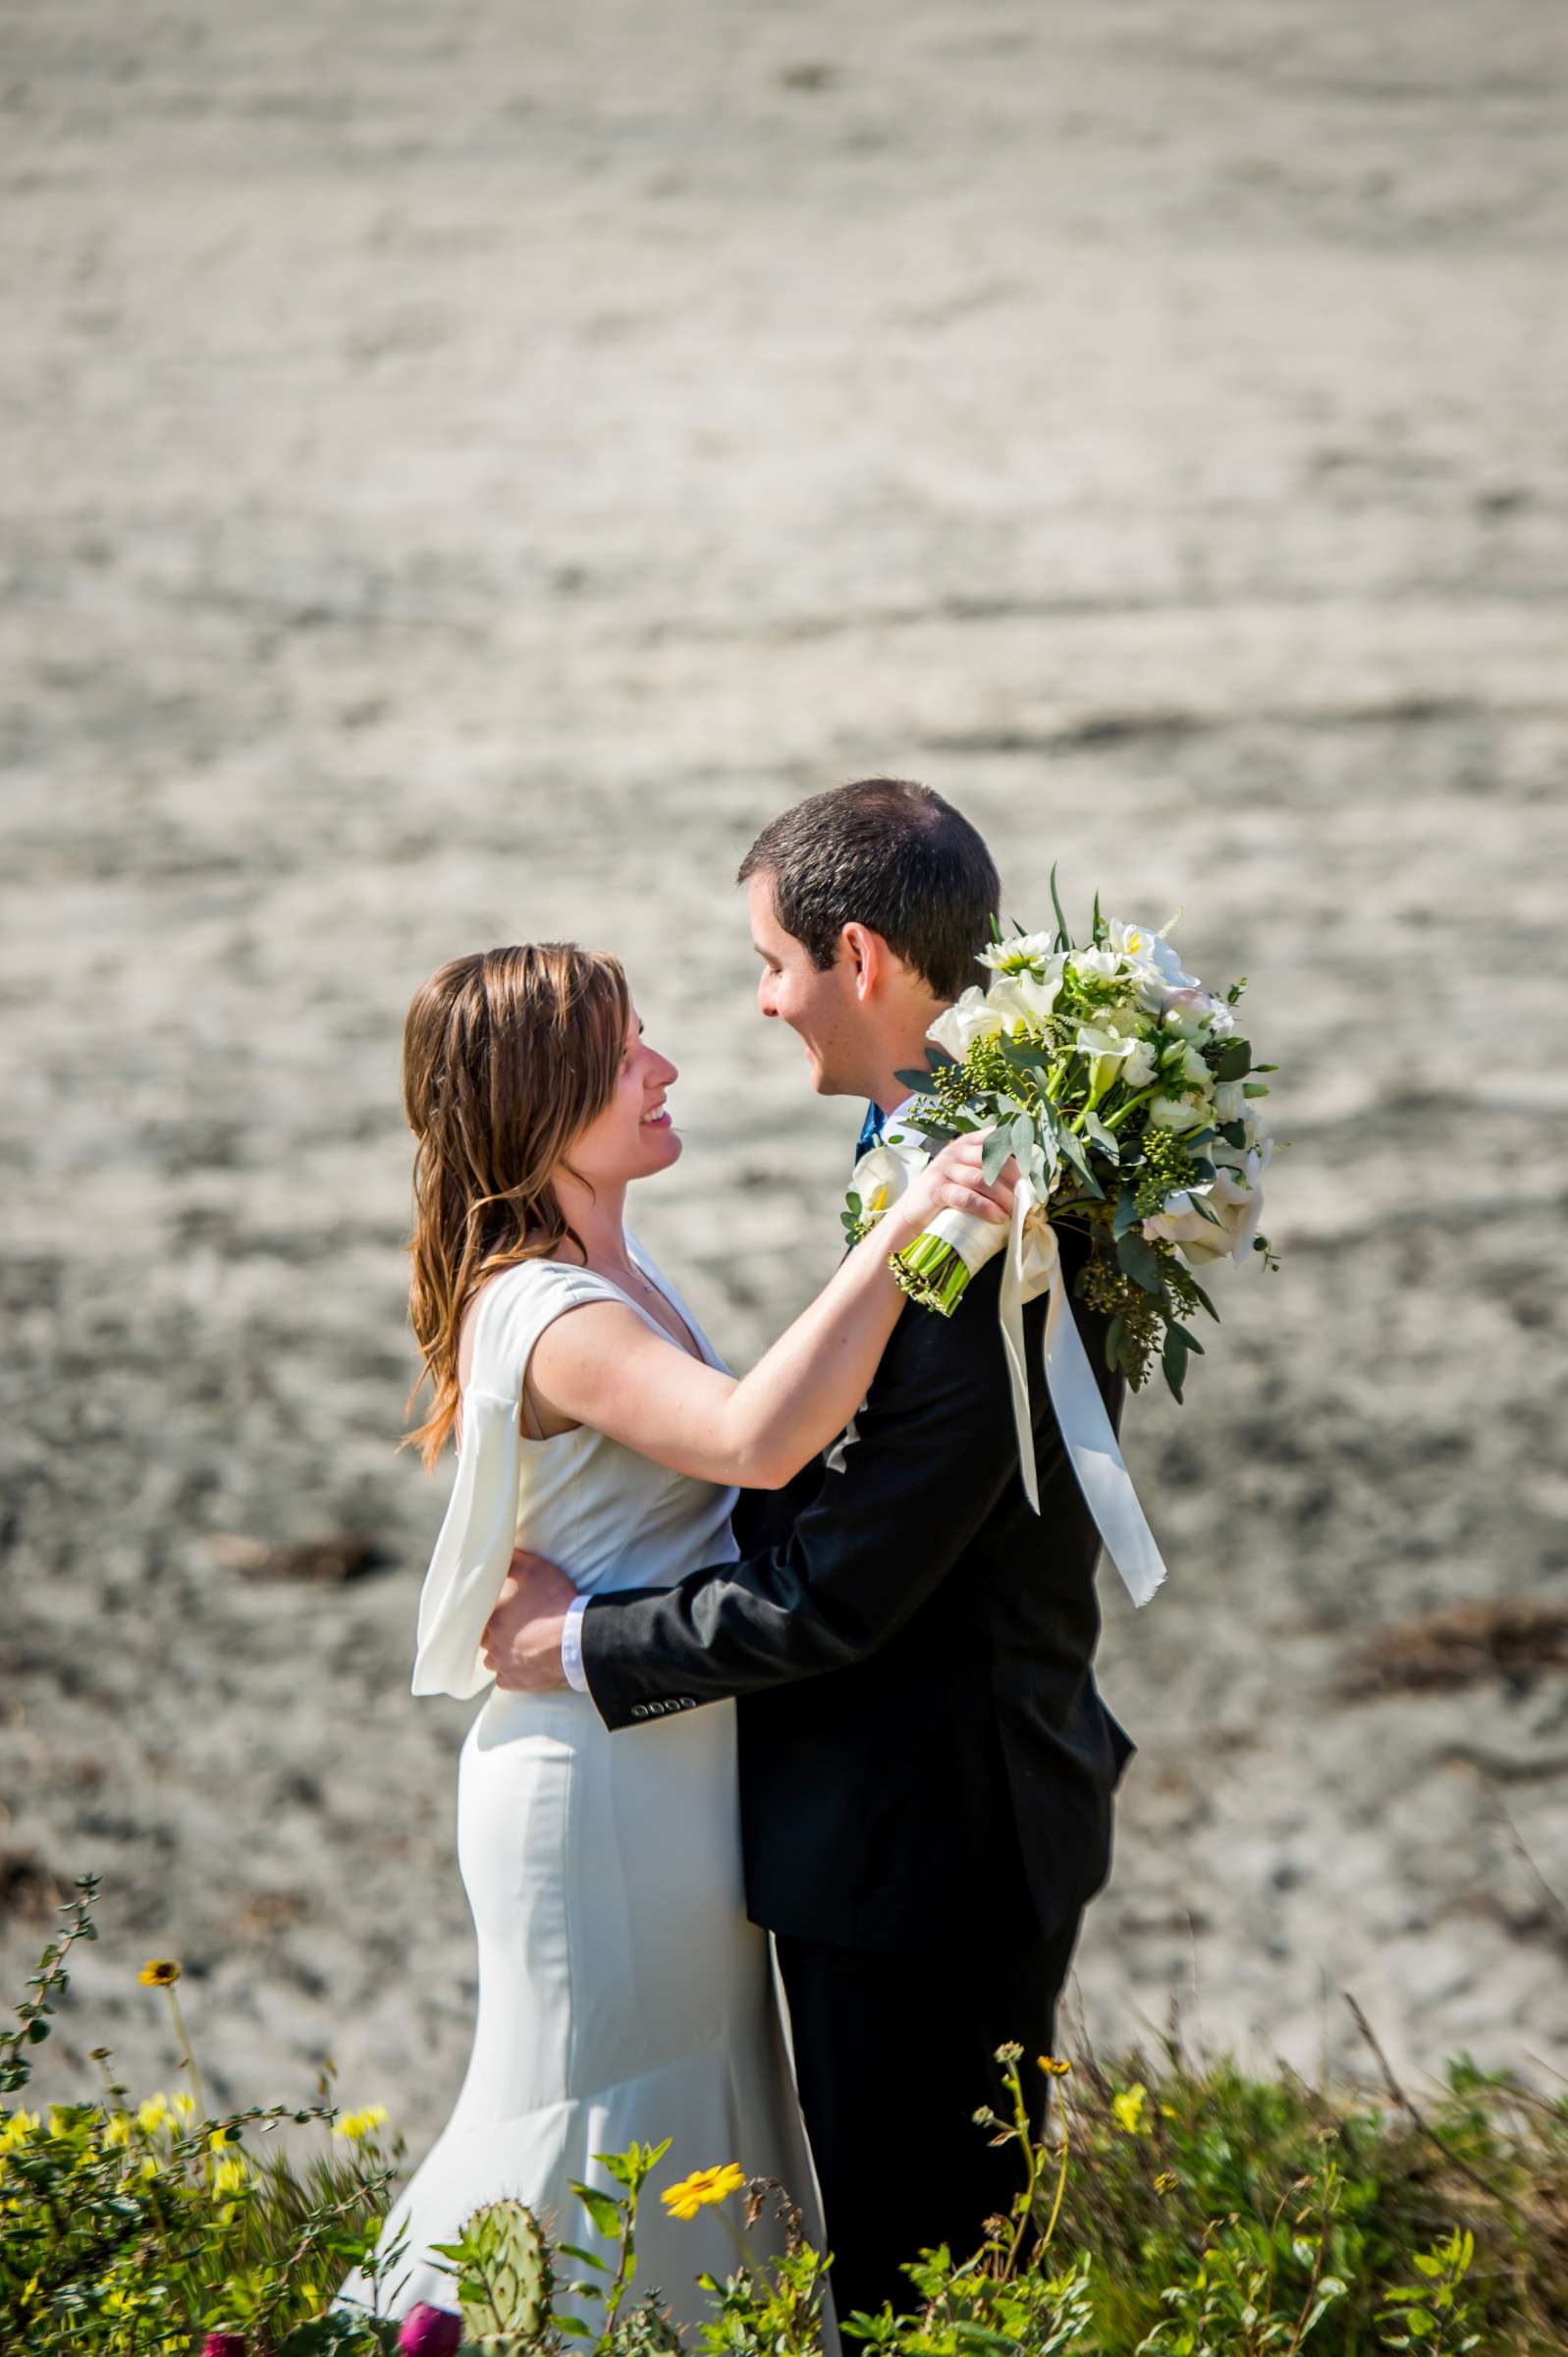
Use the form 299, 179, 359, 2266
899, 1182, 1169, 1611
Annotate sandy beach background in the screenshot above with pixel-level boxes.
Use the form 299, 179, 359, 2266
3, 0, 1566, 2152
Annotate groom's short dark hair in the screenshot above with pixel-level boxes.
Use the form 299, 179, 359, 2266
737, 779, 999, 1001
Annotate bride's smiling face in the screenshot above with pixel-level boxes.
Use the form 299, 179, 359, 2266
564, 1002, 681, 1188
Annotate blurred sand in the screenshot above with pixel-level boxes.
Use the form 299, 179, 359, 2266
3, 0, 1566, 2149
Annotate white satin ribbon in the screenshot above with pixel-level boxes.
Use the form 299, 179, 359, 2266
915, 1181, 1168, 1609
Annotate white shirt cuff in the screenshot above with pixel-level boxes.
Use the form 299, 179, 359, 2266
561, 1593, 590, 1692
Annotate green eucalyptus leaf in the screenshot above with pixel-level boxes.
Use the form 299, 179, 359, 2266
982, 1125, 1014, 1183
1217, 1038, 1253, 1081
1082, 1107, 1119, 1162
1113, 1182, 1142, 1239
893, 1067, 938, 1094
1115, 1231, 1163, 1295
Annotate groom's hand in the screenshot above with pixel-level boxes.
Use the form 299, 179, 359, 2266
481, 1550, 578, 1690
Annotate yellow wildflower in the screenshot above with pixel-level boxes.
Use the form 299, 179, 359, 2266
138, 1959, 182, 1988
0, 2110, 40, 2154
208, 2125, 232, 2152
661, 2162, 746, 2220
104, 2113, 133, 2148
333, 2104, 390, 2142
1154, 2169, 1178, 2196
1111, 2082, 1151, 2135
1037, 2055, 1072, 2077
139, 2154, 159, 2181
172, 2090, 195, 2121
213, 2155, 249, 2198
136, 2094, 171, 2135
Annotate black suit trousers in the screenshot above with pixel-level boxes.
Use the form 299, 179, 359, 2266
774, 1907, 1082, 2330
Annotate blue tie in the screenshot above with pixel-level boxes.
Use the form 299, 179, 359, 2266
854, 1101, 885, 1167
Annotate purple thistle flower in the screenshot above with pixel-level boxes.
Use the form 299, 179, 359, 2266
200, 2337, 248, 2357
398, 2304, 464, 2357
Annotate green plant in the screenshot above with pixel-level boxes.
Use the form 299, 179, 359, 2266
1133, 2154, 1347, 2353
9, 1878, 1568, 2354
1376, 2225, 1482, 2353
692, 2176, 833, 2357
838, 2044, 1097, 2355
1, 1877, 400, 2352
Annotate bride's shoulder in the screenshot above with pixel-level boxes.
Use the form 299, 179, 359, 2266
458, 1255, 623, 1389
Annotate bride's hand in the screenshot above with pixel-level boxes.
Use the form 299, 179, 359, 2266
882, 1130, 1016, 1253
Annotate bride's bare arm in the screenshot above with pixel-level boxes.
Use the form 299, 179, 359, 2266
526, 1133, 1013, 1490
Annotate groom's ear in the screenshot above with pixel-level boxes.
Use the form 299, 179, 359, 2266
840, 921, 893, 1001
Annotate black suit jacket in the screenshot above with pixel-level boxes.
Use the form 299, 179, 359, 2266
579, 1223, 1138, 1950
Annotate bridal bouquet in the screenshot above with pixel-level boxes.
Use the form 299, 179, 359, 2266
844, 874, 1279, 1404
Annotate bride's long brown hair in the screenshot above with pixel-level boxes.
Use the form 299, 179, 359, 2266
402, 943, 631, 1469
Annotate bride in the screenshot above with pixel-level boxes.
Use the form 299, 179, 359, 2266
332, 941, 1013, 2332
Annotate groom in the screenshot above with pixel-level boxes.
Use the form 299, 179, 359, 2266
481, 779, 1136, 2322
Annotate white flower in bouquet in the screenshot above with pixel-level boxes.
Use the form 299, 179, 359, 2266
977, 930, 1063, 976
927, 985, 1007, 1060
1146, 1089, 1213, 1134
1102, 920, 1201, 1014
988, 966, 1066, 1034
1073, 1019, 1145, 1103
1121, 1036, 1160, 1088
1143, 1139, 1271, 1267
1107, 917, 1200, 988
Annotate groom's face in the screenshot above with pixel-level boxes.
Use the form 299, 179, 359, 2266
746, 870, 867, 1098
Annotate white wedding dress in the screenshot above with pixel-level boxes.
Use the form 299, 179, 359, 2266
332, 1237, 831, 2335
